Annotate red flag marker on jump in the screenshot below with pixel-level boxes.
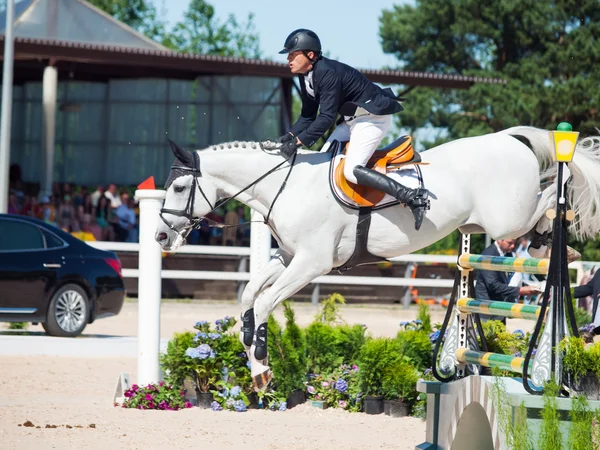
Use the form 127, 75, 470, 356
138, 176, 155, 190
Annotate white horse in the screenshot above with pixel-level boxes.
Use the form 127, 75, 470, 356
154, 126, 600, 390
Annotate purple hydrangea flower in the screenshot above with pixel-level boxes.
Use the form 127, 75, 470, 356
513, 330, 525, 338
210, 401, 222, 411
185, 343, 215, 360
278, 401, 287, 411
335, 379, 348, 393
234, 400, 247, 412
208, 333, 222, 340
429, 330, 441, 343
230, 386, 241, 397
246, 361, 252, 369
193, 332, 208, 342
195, 321, 208, 327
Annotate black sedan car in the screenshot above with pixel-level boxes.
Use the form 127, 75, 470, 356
0, 214, 125, 337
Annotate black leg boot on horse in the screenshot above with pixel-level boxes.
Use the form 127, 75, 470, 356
353, 166, 431, 230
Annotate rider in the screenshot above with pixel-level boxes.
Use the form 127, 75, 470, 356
276, 28, 430, 230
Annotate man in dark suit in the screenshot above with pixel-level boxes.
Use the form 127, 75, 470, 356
276, 28, 430, 230
475, 239, 542, 322
573, 268, 600, 333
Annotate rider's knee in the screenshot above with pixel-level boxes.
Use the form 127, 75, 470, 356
344, 163, 360, 184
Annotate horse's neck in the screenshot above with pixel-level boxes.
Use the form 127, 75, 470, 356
201, 147, 285, 218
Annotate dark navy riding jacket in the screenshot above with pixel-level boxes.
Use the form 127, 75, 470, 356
289, 56, 404, 148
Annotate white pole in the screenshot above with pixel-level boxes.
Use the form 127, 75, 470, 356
41, 65, 57, 197
134, 188, 166, 386
0, 0, 14, 213
250, 210, 272, 277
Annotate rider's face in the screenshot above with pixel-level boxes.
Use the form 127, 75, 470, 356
287, 50, 314, 74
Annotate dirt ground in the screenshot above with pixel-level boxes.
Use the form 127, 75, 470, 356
0, 300, 535, 450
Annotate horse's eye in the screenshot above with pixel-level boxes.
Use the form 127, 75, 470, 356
174, 185, 185, 193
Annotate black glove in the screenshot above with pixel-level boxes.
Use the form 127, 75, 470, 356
277, 133, 294, 144
280, 140, 299, 158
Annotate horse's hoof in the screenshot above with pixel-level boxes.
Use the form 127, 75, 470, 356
567, 246, 581, 263
252, 368, 272, 392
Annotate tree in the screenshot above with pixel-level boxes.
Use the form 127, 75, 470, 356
379, 1, 600, 257
379, 0, 600, 144
164, 0, 261, 58
88, 0, 167, 43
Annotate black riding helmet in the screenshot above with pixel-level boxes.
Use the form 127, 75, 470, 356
279, 29, 322, 61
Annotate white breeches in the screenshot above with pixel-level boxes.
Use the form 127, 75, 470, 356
320, 114, 391, 183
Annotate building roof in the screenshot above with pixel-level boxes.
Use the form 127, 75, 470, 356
0, 0, 507, 88
0, 0, 167, 51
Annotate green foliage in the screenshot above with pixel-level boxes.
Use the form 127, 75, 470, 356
357, 338, 402, 396
306, 364, 363, 412
482, 320, 529, 356
210, 381, 250, 411
569, 395, 593, 450
8, 322, 27, 330
417, 302, 433, 334
538, 381, 563, 450
164, 0, 261, 58
560, 336, 600, 380
492, 376, 533, 450
315, 292, 346, 324
120, 381, 192, 410
395, 329, 433, 371
159, 330, 196, 389
91, 0, 262, 57
304, 322, 367, 375
266, 302, 306, 398
381, 362, 420, 402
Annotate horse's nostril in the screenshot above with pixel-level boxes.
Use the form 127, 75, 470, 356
158, 232, 167, 241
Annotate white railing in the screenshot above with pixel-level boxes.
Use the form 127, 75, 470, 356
89, 240, 593, 306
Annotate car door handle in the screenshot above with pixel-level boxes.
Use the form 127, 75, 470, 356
43, 263, 61, 269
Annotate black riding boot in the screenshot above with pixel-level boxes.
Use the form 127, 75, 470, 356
353, 166, 430, 230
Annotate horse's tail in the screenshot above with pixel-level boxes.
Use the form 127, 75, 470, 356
500, 126, 600, 240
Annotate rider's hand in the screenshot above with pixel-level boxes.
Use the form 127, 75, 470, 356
277, 133, 294, 144
520, 286, 542, 296
280, 140, 299, 158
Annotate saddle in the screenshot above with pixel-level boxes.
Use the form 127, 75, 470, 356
334, 135, 427, 207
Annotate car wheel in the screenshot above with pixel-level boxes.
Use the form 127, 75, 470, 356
42, 284, 89, 337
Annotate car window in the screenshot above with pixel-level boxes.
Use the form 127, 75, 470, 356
0, 219, 45, 251
42, 229, 65, 249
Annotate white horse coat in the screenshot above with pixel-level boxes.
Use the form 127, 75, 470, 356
155, 126, 600, 388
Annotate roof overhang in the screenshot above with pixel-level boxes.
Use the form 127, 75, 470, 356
0, 37, 508, 89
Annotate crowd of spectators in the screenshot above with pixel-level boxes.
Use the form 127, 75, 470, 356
7, 165, 252, 246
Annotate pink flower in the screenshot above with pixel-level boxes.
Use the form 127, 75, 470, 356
339, 400, 348, 408
148, 402, 155, 409
307, 385, 316, 394
145, 394, 153, 401
159, 381, 165, 387
322, 382, 329, 387
131, 384, 139, 391
315, 394, 321, 400
352, 365, 358, 371
185, 402, 193, 408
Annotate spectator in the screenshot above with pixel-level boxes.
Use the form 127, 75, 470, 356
7, 193, 20, 214
90, 185, 104, 208
104, 184, 122, 209
113, 194, 137, 242
21, 195, 42, 220
474, 239, 541, 323
95, 195, 115, 241
40, 195, 56, 226
573, 267, 600, 334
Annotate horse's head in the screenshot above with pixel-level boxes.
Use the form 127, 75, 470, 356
155, 140, 218, 251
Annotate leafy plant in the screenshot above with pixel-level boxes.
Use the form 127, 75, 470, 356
417, 302, 433, 334
8, 322, 28, 330
256, 390, 288, 411
568, 395, 593, 450
491, 375, 533, 450
559, 337, 590, 381
159, 331, 196, 389
267, 302, 306, 399
381, 362, 420, 403
120, 381, 193, 410
305, 364, 363, 412
538, 381, 563, 450
209, 381, 249, 412
396, 328, 433, 371
315, 292, 346, 324
357, 337, 402, 396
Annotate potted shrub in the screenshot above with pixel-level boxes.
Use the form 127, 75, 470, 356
305, 364, 362, 412
267, 302, 307, 408
357, 337, 401, 414
560, 335, 600, 400
381, 362, 420, 417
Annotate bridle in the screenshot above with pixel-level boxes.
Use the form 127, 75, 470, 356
159, 145, 296, 242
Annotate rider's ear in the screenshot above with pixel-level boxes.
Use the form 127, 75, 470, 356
168, 139, 194, 167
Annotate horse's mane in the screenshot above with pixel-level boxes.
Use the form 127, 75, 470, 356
205, 140, 263, 152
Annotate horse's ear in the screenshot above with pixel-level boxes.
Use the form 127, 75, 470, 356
168, 139, 194, 166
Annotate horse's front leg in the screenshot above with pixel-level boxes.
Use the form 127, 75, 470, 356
239, 250, 291, 350
249, 251, 333, 391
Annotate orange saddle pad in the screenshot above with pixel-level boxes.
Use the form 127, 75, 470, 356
334, 136, 426, 207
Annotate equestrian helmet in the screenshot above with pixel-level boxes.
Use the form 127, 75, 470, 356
279, 29, 321, 55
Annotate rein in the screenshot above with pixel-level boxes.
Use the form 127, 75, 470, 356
159, 148, 297, 239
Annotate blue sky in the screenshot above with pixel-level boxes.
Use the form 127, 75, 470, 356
151, 0, 406, 70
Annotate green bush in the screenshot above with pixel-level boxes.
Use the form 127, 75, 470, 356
267, 301, 306, 398
381, 362, 420, 403
159, 331, 195, 389
395, 329, 433, 371
417, 302, 433, 334
8, 322, 28, 330
357, 337, 402, 396
304, 322, 367, 375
